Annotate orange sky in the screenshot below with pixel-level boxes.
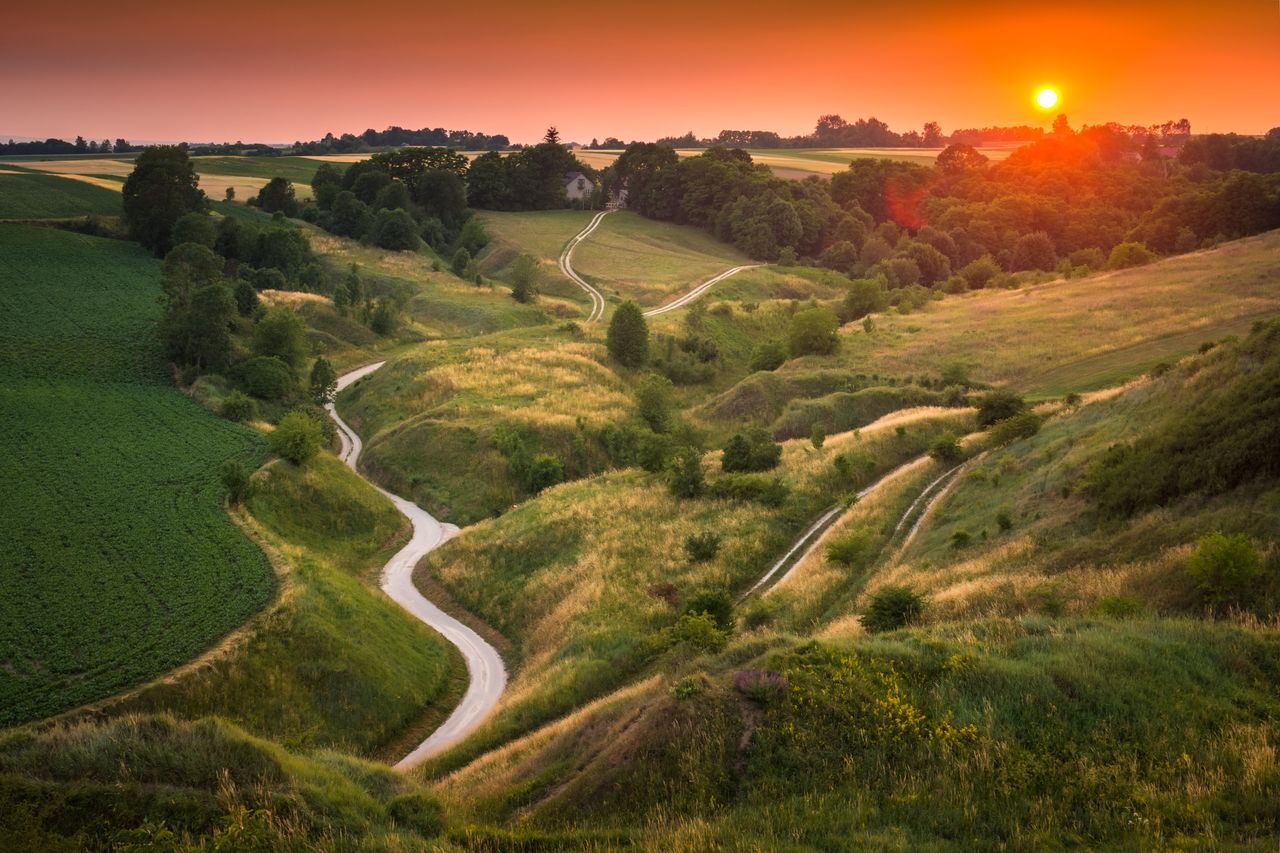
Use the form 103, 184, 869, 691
3, 1, 1278, 144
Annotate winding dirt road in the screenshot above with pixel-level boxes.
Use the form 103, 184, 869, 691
559, 211, 611, 322
642, 265, 761, 317
328, 362, 507, 770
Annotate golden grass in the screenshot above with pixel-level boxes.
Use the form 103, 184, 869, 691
260, 289, 328, 306
48, 174, 122, 192
195, 174, 314, 201
5, 158, 136, 175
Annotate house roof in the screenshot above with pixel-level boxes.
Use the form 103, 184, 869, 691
564, 171, 587, 184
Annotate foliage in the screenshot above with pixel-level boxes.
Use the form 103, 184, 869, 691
826, 532, 871, 567
860, 585, 926, 632
787, 306, 840, 357
810, 424, 826, 449
683, 587, 734, 632
309, 358, 337, 406
987, 411, 1042, 446
841, 277, 887, 321
683, 531, 722, 563
255, 177, 298, 216
668, 447, 705, 498
928, 432, 963, 463
976, 389, 1027, 427
233, 278, 259, 317
219, 390, 258, 423
635, 373, 674, 433
749, 339, 788, 372
665, 612, 728, 656
171, 212, 215, 248
1185, 532, 1264, 606
370, 207, 420, 250
220, 459, 251, 505
722, 427, 782, 473
236, 356, 295, 400
510, 254, 539, 303
607, 301, 650, 368
269, 410, 323, 465
252, 308, 308, 370
122, 146, 207, 255
1108, 241, 1156, 269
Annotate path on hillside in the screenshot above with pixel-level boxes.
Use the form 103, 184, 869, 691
559, 210, 760, 322
642, 265, 762, 317
328, 363, 507, 770
559, 211, 611, 322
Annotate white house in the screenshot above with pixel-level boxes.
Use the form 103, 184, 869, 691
564, 171, 594, 202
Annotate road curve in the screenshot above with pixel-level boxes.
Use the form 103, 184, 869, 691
558, 210, 611, 322
643, 265, 762, 317
328, 362, 507, 770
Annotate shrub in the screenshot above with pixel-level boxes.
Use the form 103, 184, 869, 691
1186, 532, 1263, 606
951, 529, 972, 549
810, 424, 826, 449
666, 612, 728, 655
525, 454, 564, 494
749, 339, 788, 372
929, 433, 963, 463
450, 247, 470, 277
988, 411, 1042, 446
371, 208, 420, 250
683, 532, 722, 563
219, 390, 258, 422
1010, 231, 1056, 271
220, 460, 250, 505
733, 670, 788, 704
269, 410, 323, 465
671, 676, 704, 700
253, 308, 308, 370
826, 533, 870, 567
958, 255, 1001, 289
386, 793, 444, 838
787, 306, 840, 357
238, 356, 295, 400
742, 596, 775, 629
309, 358, 337, 406
1094, 595, 1144, 618
635, 373, 673, 433
842, 277, 887, 321
707, 475, 789, 507
233, 278, 259, 317
607, 301, 649, 368
860, 586, 925, 633
976, 389, 1027, 427
683, 588, 734, 632
668, 447, 705, 499
996, 509, 1013, 532
1108, 241, 1156, 269
721, 428, 782, 473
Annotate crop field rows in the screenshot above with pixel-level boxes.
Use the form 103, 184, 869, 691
0, 225, 272, 725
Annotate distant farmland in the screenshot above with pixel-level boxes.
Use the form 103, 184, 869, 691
0, 224, 273, 725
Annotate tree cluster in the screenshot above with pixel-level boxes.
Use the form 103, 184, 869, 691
467, 133, 598, 210
291, 125, 511, 154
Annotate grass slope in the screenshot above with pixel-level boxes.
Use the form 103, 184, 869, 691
0, 225, 271, 725
0, 172, 122, 218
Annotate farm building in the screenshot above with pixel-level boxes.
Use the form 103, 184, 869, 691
564, 171, 594, 202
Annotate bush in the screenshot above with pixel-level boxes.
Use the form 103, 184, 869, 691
976, 389, 1027, 427
787, 306, 840, 357
671, 675, 705, 700
386, 793, 444, 838
683, 588, 734, 632
450, 247, 471, 277
525, 453, 564, 494
951, 529, 972, 548
635, 373, 673, 433
928, 433, 963, 463
810, 424, 826, 449
721, 427, 781, 473
683, 532, 722, 563
607, 301, 649, 368
826, 533, 870, 567
996, 509, 1013, 532
253, 308, 308, 370
233, 278, 259, 317
668, 447, 705, 499
841, 277, 887, 321
219, 390, 258, 422
220, 460, 250, 505
666, 612, 728, 656
733, 670, 788, 704
1094, 595, 1145, 618
860, 586, 925, 633
958, 255, 1001, 289
1108, 241, 1156, 270
371, 208, 420, 250
237, 356, 295, 400
707, 474, 789, 507
269, 409, 323, 465
1186, 532, 1263, 606
988, 411, 1042, 446
749, 339, 788, 372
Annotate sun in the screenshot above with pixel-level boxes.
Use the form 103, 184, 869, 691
1036, 87, 1059, 110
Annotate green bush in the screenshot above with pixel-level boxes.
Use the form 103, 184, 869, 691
860, 586, 925, 633
749, 339, 787, 372
237, 356, 295, 400
683, 532, 722, 563
683, 587, 734, 632
976, 389, 1026, 427
826, 533, 871, 567
988, 411, 1042, 446
386, 792, 445, 838
721, 427, 781, 473
666, 612, 728, 655
1108, 241, 1156, 269
269, 410, 323, 465
951, 529, 972, 549
810, 424, 826, 449
787, 306, 840, 357
928, 432, 963, 463
219, 390, 258, 422
1094, 595, 1145, 618
1186, 532, 1263, 606
668, 447, 705, 499
707, 475, 789, 507
220, 460, 250, 505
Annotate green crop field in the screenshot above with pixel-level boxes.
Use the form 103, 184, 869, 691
0, 172, 122, 218
0, 224, 273, 726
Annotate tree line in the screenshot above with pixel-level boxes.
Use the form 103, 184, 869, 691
291, 125, 512, 154
2, 136, 139, 155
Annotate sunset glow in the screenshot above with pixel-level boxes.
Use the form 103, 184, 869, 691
1036, 88, 1059, 110
3, 0, 1279, 142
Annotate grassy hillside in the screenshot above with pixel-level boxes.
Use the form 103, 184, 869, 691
0, 225, 272, 726
0, 172, 122, 217
571, 211, 749, 306
413, 410, 970, 771
104, 454, 465, 760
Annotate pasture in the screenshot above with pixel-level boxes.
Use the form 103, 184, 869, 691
0, 225, 273, 726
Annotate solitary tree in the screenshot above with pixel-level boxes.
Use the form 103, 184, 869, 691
544, 126, 561, 145
787, 306, 840, 357
257, 177, 297, 216
607, 301, 649, 368
309, 358, 338, 405
270, 410, 323, 465
668, 447, 705, 499
253, 308, 308, 371
122, 146, 207, 255
451, 247, 471, 278
510, 254, 539, 303
635, 374, 673, 433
